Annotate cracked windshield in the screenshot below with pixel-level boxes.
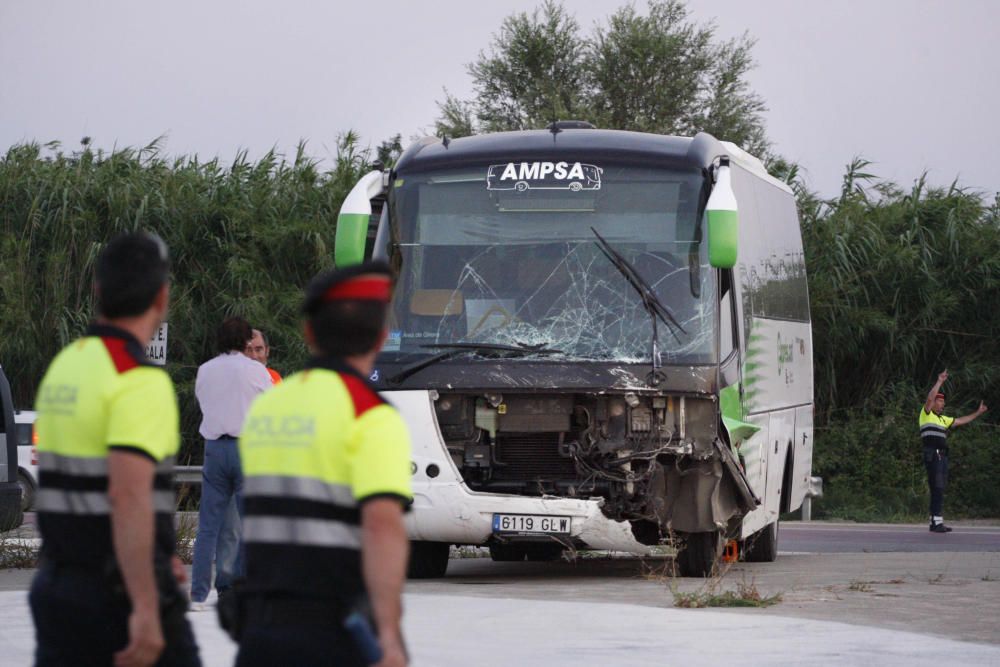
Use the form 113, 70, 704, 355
384, 163, 715, 364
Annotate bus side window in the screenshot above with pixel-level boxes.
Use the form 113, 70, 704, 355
720, 270, 736, 361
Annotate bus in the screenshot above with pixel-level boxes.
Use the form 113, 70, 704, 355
335, 123, 813, 577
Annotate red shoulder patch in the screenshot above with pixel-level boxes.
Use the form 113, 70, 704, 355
340, 373, 383, 417
102, 337, 139, 374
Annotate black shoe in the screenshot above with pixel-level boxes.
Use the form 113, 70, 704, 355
929, 523, 952, 533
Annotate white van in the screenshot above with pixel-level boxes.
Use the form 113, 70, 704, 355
0, 365, 25, 529
14, 410, 37, 511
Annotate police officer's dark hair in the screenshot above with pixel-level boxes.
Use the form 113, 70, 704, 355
95, 232, 170, 318
217, 317, 254, 353
303, 262, 392, 357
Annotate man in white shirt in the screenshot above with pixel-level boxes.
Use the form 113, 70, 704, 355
190, 317, 271, 608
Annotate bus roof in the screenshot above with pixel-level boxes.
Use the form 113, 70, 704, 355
396, 128, 725, 174
720, 141, 794, 196
395, 128, 793, 195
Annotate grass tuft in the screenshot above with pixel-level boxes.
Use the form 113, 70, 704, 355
847, 580, 874, 593
0, 536, 39, 569
672, 577, 782, 608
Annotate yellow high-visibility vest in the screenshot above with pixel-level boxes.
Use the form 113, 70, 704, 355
239, 356, 412, 602
919, 408, 954, 448
34, 324, 179, 566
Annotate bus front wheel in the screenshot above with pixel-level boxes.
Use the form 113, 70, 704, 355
676, 531, 723, 577
407, 541, 450, 579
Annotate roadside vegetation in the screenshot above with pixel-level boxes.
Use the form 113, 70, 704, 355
0, 533, 38, 569
796, 162, 1000, 520
0, 0, 997, 519
0, 134, 379, 463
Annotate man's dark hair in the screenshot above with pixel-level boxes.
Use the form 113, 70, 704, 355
217, 317, 254, 353
303, 262, 391, 357
311, 301, 387, 357
95, 232, 170, 318
255, 329, 269, 348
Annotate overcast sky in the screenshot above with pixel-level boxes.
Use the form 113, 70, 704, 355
2, 0, 997, 198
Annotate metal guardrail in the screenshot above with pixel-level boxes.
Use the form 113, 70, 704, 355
174, 466, 202, 485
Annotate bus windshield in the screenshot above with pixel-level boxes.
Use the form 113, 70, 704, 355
383, 162, 715, 364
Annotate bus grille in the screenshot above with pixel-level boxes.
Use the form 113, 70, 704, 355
493, 433, 577, 480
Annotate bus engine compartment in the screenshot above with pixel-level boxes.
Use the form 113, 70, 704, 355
431, 389, 755, 542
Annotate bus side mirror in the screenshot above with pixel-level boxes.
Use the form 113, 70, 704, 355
335, 170, 386, 267
707, 158, 738, 269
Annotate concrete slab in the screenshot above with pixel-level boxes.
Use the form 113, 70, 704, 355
415, 550, 1000, 644
2, 590, 1000, 666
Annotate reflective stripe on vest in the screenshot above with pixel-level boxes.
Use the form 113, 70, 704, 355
919, 408, 952, 442
38, 451, 176, 476
920, 423, 948, 438
243, 515, 362, 548
38, 452, 108, 476
244, 474, 354, 507
36, 488, 175, 514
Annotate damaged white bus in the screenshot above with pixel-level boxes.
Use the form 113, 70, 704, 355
335, 123, 813, 577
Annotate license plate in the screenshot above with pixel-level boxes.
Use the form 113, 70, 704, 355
492, 513, 571, 536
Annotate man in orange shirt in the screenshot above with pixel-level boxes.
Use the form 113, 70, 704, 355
246, 329, 281, 384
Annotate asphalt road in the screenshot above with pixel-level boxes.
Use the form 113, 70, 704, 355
781, 521, 1000, 553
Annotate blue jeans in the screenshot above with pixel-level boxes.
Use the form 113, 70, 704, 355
191, 438, 244, 602
215, 498, 241, 591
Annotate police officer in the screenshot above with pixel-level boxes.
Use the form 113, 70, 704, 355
235, 262, 411, 667
920, 370, 987, 533
30, 232, 200, 667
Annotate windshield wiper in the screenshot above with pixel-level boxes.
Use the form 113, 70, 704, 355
591, 227, 685, 384
387, 343, 564, 385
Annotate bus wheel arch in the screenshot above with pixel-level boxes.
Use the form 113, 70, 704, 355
780, 441, 794, 515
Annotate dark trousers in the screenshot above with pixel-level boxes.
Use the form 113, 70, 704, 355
924, 447, 948, 518
235, 599, 366, 667
30, 563, 200, 667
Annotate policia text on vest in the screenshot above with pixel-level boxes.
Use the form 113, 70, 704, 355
920, 370, 988, 533
30, 233, 200, 667
234, 261, 412, 667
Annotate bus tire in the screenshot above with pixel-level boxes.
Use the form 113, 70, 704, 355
488, 542, 527, 562
676, 531, 722, 577
0, 485, 23, 532
407, 541, 450, 579
17, 469, 35, 512
743, 520, 779, 562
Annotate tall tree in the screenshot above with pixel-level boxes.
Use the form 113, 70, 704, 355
435, 0, 770, 156
587, 1, 711, 136
436, 1, 588, 137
